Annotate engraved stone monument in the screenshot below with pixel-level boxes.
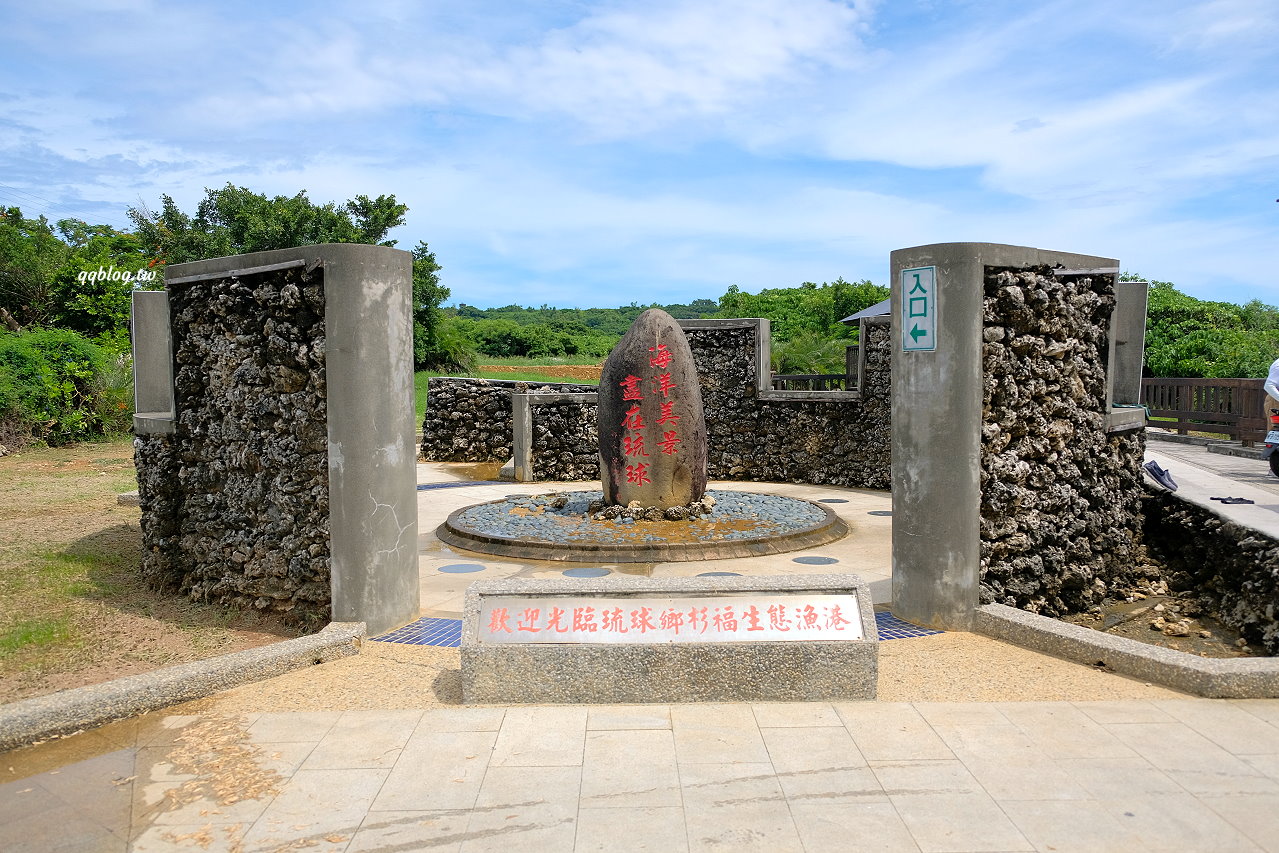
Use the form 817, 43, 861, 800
597, 308, 707, 508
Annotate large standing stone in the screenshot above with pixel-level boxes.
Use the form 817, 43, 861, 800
598, 309, 707, 508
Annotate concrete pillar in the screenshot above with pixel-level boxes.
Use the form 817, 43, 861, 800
130, 290, 175, 434
890, 243, 1118, 631
141, 244, 419, 635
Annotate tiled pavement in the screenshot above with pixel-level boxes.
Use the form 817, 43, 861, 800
4, 700, 1279, 852
6, 457, 1279, 851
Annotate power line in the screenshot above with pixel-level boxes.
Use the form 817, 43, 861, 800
0, 185, 130, 228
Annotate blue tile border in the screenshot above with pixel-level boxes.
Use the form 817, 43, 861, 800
875, 611, 943, 640
371, 612, 943, 648
371, 617, 463, 647
417, 481, 493, 491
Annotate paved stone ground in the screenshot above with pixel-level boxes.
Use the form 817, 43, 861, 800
5, 450, 1279, 852
3, 700, 1279, 851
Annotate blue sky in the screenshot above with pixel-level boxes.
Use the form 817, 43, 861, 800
1, 0, 1276, 308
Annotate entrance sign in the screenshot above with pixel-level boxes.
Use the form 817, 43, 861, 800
901, 265, 937, 352
478, 593, 864, 644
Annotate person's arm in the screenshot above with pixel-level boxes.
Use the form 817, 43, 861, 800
1266, 359, 1279, 402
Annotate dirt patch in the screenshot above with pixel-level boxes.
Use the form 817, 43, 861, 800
478, 364, 603, 381
0, 438, 300, 705
1059, 582, 1270, 659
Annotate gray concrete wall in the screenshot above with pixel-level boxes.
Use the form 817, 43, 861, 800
130, 290, 174, 434
890, 243, 1123, 631
132, 245, 418, 635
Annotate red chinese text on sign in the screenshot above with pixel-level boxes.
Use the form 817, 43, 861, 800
649, 344, 672, 369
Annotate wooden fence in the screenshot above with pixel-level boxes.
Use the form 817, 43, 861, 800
770, 344, 860, 391
1141, 377, 1269, 445
771, 374, 851, 391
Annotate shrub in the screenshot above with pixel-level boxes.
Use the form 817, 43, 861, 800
0, 328, 132, 447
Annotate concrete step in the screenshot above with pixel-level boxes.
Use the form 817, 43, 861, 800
1145, 429, 1229, 446
1208, 442, 1267, 460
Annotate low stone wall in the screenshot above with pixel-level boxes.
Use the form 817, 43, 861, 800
423, 319, 893, 489
698, 320, 890, 488
979, 267, 1146, 614
420, 378, 596, 463
1143, 489, 1279, 654
529, 396, 600, 481
135, 265, 331, 624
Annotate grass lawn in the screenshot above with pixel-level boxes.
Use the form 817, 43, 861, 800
0, 438, 299, 705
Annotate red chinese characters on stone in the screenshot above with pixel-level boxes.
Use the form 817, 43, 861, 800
619, 374, 644, 402
631, 607, 656, 633
659, 608, 685, 634
798, 605, 820, 630
626, 462, 651, 485
657, 401, 679, 425
825, 606, 852, 630
488, 608, 512, 634
621, 406, 646, 431
601, 607, 628, 633
649, 344, 672, 369
767, 604, 792, 632
712, 606, 738, 632
516, 608, 541, 632
652, 373, 676, 398
545, 607, 569, 633
486, 600, 857, 638
573, 607, 598, 632
658, 430, 680, 455
622, 434, 649, 457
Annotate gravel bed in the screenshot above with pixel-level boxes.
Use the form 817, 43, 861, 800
451, 489, 828, 545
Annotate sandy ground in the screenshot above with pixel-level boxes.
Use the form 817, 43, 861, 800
173, 629, 1184, 717
0, 440, 299, 705
477, 364, 602, 381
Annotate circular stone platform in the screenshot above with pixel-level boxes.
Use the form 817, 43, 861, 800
437, 489, 848, 562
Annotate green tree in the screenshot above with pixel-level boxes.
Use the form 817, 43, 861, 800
410, 241, 467, 370
0, 208, 69, 329
1132, 276, 1279, 377
49, 220, 158, 348
716, 277, 887, 341
127, 184, 409, 265
129, 185, 455, 366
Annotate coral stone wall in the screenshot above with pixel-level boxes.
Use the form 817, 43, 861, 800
1143, 490, 1279, 654
979, 267, 1146, 614
530, 398, 600, 481
421, 320, 893, 489
135, 266, 331, 624
687, 321, 891, 488
420, 378, 597, 463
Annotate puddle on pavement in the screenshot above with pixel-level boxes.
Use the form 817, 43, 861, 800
443, 461, 505, 482
2, 711, 193, 782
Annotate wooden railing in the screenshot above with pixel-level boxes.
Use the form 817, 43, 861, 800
1141, 377, 1269, 445
770, 345, 860, 391
771, 374, 850, 391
